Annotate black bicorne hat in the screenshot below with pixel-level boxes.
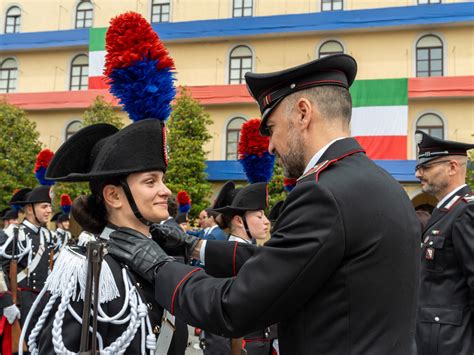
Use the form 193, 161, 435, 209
1, 208, 18, 220
416, 130, 474, 165
245, 54, 357, 136
14, 186, 52, 205
45, 119, 168, 182
9, 188, 32, 207
213, 182, 268, 216
51, 212, 69, 223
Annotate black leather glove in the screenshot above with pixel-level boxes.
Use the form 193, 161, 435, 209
107, 231, 174, 283
150, 223, 199, 260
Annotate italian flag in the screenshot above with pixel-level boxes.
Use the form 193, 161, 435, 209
89, 28, 108, 90
89, 27, 408, 160
350, 79, 408, 160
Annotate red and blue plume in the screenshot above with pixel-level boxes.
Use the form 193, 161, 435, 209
104, 12, 176, 122
238, 118, 275, 183
284, 178, 297, 192
177, 191, 191, 213
60, 194, 72, 214
34, 149, 55, 186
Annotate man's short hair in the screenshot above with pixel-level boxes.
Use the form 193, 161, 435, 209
284, 86, 352, 124
167, 195, 178, 218
205, 208, 219, 219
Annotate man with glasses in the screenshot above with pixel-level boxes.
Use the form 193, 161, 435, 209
415, 130, 474, 355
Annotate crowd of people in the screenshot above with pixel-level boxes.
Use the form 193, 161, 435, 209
0, 47, 473, 355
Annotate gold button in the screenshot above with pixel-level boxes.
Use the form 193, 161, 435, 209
136, 282, 142, 289
153, 325, 160, 334
147, 303, 153, 310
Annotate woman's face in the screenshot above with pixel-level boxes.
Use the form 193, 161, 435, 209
244, 210, 270, 240
126, 170, 171, 223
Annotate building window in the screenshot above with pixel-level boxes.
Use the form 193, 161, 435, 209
69, 54, 88, 91
322, 0, 343, 11
151, 0, 170, 23
233, 0, 253, 17
0, 58, 17, 93
75, 1, 93, 29
418, 0, 441, 4
416, 113, 444, 139
416, 35, 443, 77
5, 6, 21, 33
229, 45, 252, 84
226, 117, 246, 160
318, 40, 344, 58
65, 120, 83, 140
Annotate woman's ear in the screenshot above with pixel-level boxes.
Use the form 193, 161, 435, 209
102, 184, 122, 209
232, 214, 244, 228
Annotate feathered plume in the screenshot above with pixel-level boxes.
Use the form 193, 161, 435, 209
34, 149, 55, 186
104, 12, 176, 122
60, 194, 72, 214
177, 191, 191, 213
238, 118, 275, 183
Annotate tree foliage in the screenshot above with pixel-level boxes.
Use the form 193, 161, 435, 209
267, 161, 288, 210
165, 87, 213, 218
0, 103, 42, 210
52, 96, 124, 210
467, 149, 474, 190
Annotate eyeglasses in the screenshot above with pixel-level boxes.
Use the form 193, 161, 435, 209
415, 160, 451, 173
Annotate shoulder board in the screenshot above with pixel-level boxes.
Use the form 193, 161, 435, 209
443, 195, 462, 211
297, 160, 330, 182
462, 193, 474, 203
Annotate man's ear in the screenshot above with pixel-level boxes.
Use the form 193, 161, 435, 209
103, 185, 122, 209
296, 98, 313, 131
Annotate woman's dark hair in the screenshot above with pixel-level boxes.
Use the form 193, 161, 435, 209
72, 177, 123, 234
214, 210, 245, 231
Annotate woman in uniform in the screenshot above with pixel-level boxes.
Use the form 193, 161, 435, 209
19, 119, 186, 355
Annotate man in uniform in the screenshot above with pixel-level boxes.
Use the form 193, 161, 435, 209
1, 209, 19, 230
415, 130, 474, 355
50, 211, 71, 248
0, 185, 54, 338
108, 54, 420, 354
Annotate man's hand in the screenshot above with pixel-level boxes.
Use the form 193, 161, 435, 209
107, 232, 174, 283
3, 304, 20, 324
150, 224, 199, 260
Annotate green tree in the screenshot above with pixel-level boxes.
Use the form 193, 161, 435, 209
0, 102, 42, 210
267, 161, 287, 210
165, 87, 213, 218
52, 96, 124, 209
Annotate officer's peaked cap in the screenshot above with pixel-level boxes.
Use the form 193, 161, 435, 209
416, 130, 474, 165
245, 54, 357, 136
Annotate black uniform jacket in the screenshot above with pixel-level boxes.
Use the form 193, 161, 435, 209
36, 226, 185, 355
154, 138, 420, 354
0, 220, 51, 333
416, 185, 474, 355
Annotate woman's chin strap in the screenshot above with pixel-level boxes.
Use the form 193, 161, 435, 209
119, 180, 152, 227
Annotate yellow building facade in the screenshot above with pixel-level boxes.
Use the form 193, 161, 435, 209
1, 0, 473, 207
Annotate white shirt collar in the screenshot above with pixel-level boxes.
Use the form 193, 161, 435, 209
228, 235, 252, 244
206, 225, 218, 234
436, 184, 467, 208
22, 219, 40, 234
303, 137, 347, 174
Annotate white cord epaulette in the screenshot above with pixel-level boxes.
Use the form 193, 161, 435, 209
463, 194, 474, 203
0, 224, 32, 260
46, 246, 120, 304
21, 260, 157, 354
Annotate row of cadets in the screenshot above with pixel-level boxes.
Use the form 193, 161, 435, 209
50, 193, 72, 251
0, 148, 56, 352
21, 12, 187, 355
